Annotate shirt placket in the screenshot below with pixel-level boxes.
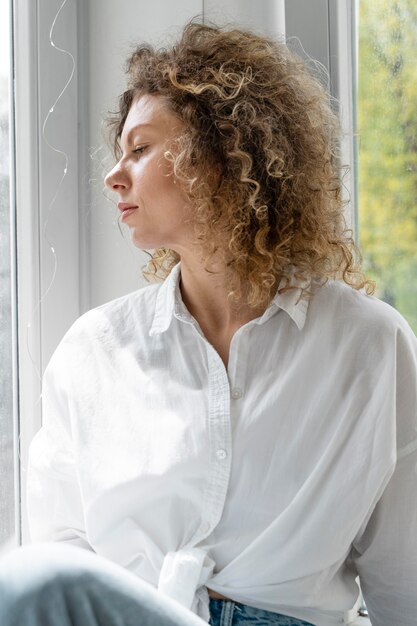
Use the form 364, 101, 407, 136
227, 324, 251, 424
198, 346, 233, 538
172, 310, 233, 544
157, 313, 233, 620
186, 320, 253, 543
158, 312, 251, 620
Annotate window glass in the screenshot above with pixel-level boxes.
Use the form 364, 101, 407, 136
357, 0, 417, 333
0, 0, 16, 551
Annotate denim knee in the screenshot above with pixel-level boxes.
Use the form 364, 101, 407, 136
0, 543, 99, 624
0, 543, 208, 626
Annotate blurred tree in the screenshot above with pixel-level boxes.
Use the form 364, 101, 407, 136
358, 0, 417, 332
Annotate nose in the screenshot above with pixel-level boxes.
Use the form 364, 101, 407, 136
104, 161, 130, 192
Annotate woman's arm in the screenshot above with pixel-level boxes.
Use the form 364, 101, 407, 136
351, 446, 417, 625
351, 322, 417, 626
26, 343, 93, 551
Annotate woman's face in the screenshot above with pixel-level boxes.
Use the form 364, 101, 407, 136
104, 94, 195, 252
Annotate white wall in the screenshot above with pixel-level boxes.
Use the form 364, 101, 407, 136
85, 0, 201, 310
204, 0, 285, 39
83, 0, 285, 310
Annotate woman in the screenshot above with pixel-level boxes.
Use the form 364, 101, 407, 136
1, 20, 416, 626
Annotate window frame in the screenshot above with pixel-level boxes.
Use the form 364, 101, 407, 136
285, 0, 358, 241
13, 0, 41, 547
14, 0, 82, 544
0, 0, 20, 553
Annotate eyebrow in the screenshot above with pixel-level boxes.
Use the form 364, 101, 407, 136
124, 123, 154, 144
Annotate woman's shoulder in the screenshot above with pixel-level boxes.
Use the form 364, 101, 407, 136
58, 282, 162, 347
311, 277, 414, 338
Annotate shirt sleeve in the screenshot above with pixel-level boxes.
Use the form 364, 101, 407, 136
26, 338, 94, 551
350, 320, 417, 626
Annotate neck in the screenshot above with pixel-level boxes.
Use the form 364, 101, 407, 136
178, 253, 271, 333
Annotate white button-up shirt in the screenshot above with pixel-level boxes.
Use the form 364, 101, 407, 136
27, 262, 417, 626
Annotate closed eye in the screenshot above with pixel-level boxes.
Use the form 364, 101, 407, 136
133, 146, 147, 155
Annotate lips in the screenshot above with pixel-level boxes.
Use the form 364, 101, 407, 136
118, 202, 138, 213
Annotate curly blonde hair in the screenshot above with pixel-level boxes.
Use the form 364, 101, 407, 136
107, 20, 375, 308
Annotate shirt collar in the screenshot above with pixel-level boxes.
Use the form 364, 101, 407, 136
149, 262, 183, 336
258, 268, 310, 331
149, 262, 310, 336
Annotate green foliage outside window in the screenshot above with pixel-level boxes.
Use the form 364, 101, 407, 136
358, 0, 417, 333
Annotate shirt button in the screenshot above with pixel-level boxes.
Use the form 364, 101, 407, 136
231, 388, 243, 399
216, 449, 227, 460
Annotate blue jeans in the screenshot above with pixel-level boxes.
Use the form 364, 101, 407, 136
209, 599, 314, 626
0, 543, 313, 626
